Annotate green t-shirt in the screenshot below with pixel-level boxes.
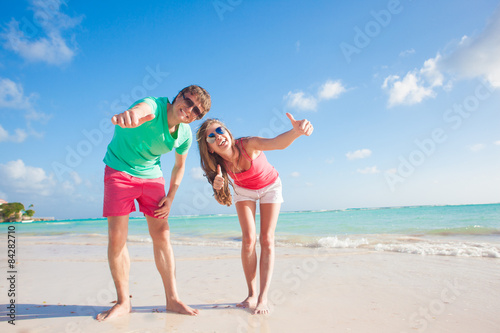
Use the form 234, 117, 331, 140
103, 97, 192, 179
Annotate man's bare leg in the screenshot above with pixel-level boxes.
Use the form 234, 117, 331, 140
235, 201, 258, 309
146, 215, 198, 315
97, 215, 132, 321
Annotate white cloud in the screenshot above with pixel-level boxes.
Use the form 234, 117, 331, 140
3, 27, 75, 65
0, 159, 56, 196
382, 8, 500, 107
0, 77, 50, 140
291, 171, 300, 178
399, 48, 415, 57
466, 144, 485, 152
357, 166, 380, 174
1, 0, 83, 66
0, 125, 5, 141
382, 53, 449, 107
0, 77, 36, 109
346, 149, 372, 160
318, 80, 346, 100
284, 91, 318, 111
439, 9, 500, 88
382, 71, 436, 107
494, 140, 500, 146
69, 171, 82, 185
420, 54, 444, 88
0, 124, 28, 143
0, 159, 104, 218
0, 159, 89, 206
295, 40, 301, 52
285, 79, 347, 111
190, 167, 205, 180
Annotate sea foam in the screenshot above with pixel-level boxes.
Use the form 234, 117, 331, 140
374, 241, 500, 258
317, 236, 369, 248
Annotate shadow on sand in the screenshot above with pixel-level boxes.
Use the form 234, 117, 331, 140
0, 302, 247, 321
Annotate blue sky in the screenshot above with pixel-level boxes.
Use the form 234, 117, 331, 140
1, 0, 499, 219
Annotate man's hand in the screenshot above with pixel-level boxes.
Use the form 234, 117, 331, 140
112, 103, 155, 128
154, 196, 173, 219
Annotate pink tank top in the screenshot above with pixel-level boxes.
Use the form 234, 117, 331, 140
226, 139, 279, 190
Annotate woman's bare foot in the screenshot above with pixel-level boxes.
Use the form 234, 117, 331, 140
236, 295, 257, 309
166, 300, 199, 316
253, 299, 270, 315
96, 302, 131, 321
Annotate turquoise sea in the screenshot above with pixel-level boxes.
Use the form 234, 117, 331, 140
10, 203, 500, 258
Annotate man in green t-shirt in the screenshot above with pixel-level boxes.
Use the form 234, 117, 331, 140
97, 85, 211, 321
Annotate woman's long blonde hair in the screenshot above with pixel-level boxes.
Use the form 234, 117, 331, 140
196, 119, 241, 206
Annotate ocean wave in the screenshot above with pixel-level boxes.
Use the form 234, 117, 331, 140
374, 241, 500, 258
426, 225, 500, 236
317, 236, 369, 248
127, 235, 152, 243
293, 234, 500, 258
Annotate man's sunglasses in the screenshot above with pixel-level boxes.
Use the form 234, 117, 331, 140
206, 126, 226, 144
182, 93, 203, 120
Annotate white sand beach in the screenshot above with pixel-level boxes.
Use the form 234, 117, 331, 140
1, 236, 499, 333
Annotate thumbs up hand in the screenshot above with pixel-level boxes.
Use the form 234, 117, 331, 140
213, 165, 224, 191
286, 113, 314, 136
112, 103, 155, 128
112, 112, 155, 128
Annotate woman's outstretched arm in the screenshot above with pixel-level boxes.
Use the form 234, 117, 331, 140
246, 113, 313, 152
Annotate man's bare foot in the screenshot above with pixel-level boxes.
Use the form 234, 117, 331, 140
166, 300, 199, 316
253, 300, 270, 315
96, 302, 131, 321
236, 296, 257, 309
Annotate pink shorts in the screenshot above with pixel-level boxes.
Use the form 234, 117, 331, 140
103, 166, 165, 217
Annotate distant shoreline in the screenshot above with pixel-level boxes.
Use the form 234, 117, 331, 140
32, 201, 500, 222
0, 217, 55, 223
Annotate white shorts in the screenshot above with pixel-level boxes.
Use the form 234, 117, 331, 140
233, 177, 284, 204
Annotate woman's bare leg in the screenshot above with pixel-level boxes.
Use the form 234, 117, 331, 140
254, 203, 280, 314
235, 200, 258, 308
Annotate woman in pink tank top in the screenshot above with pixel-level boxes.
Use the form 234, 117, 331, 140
197, 113, 313, 315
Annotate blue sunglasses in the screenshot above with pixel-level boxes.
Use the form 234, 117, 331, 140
206, 126, 226, 144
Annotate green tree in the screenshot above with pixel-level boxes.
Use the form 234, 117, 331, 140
24, 209, 35, 217
1, 203, 25, 221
